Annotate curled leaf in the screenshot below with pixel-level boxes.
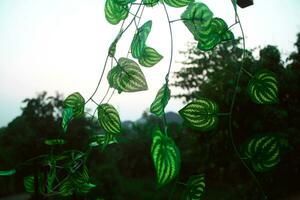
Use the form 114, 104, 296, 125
150, 84, 170, 117
98, 104, 121, 134
138, 46, 163, 67
63, 92, 85, 117
131, 21, 152, 59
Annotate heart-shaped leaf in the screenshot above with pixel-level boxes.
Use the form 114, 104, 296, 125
63, 92, 85, 117
98, 104, 121, 134
241, 135, 281, 172
150, 84, 170, 117
164, 0, 194, 8
131, 20, 152, 59
138, 46, 163, 67
105, 0, 129, 25
0, 169, 16, 176
248, 69, 279, 104
183, 174, 206, 200
179, 98, 219, 131
151, 129, 180, 188
107, 57, 148, 93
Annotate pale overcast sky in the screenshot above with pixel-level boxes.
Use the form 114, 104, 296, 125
0, 0, 300, 127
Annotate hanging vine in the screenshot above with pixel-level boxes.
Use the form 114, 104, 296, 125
0, 0, 286, 199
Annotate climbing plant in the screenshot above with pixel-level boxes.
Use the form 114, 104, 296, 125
0, 0, 287, 199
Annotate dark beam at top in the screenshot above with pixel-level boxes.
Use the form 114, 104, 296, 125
237, 0, 254, 8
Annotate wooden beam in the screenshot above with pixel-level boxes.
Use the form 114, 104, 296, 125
237, 0, 254, 8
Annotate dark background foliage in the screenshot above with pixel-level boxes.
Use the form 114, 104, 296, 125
0, 34, 300, 199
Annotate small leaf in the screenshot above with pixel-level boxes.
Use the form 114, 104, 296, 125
143, 0, 159, 7
63, 92, 85, 117
97, 133, 118, 151
183, 174, 206, 200
105, 0, 129, 25
44, 139, 66, 146
131, 20, 152, 59
109, 30, 123, 57
179, 98, 219, 131
107, 57, 148, 93
98, 104, 121, 134
138, 46, 163, 67
248, 69, 279, 104
0, 169, 16, 176
24, 176, 35, 193
241, 135, 281, 172
62, 107, 73, 133
164, 0, 194, 8
150, 84, 170, 117
151, 129, 180, 188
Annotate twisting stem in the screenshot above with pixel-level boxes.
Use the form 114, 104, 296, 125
228, 1, 267, 199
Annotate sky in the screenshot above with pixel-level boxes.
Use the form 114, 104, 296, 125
0, 0, 300, 127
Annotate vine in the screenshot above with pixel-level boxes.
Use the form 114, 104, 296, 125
0, 0, 286, 199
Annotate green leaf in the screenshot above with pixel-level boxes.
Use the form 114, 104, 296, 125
97, 133, 118, 151
138, 46, 163, 67
248, 69, 279, 104
241, 135, 281, 172
109, 30, 123, 57
131, 20, 152, 59
113, 0, 136, 5
47, 162, 57, 192
151, 129, 180, 188
105, 0, 129, 25
183, 174, 206, 200
181, 2, 213, 41
179, 98, 219, 131
98, 104, 121, 134
62, 107, 73, 133
221, 30, 234, 41
24, 176, 35, 193
59, 179, 73, 196
0, 169, 16, 176
143, 0, 159, 7
63, 92, 85, 117
164, 0, 194, 8
150, 84, 170, 117
196, 18, 231, 51
44, 139, 66, 146
107, 57, 148, 93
